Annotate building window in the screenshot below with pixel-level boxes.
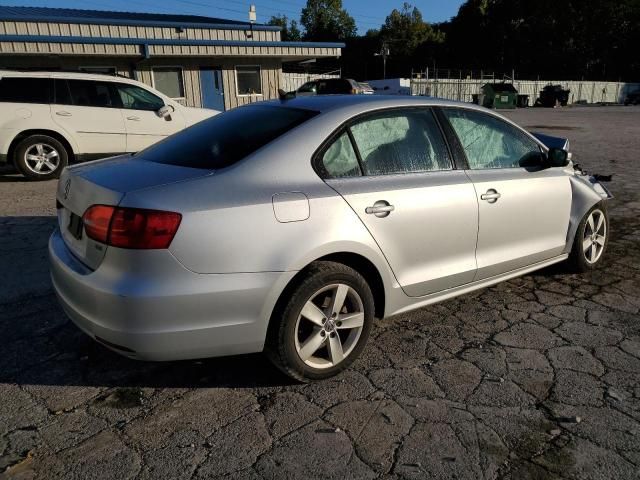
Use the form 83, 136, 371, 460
236, 66, 262, 96
152, 67, 185, 99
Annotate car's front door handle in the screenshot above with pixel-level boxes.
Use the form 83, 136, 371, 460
126, 116, 141, 121
480, 189, 501, 203
55, 111, 72, 117
365, 201, 395, 218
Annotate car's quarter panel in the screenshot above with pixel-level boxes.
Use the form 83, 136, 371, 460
121, 176, 392, 278
327, 171, 479, 297
466, 167, 572, 279
0, 103, 80, 161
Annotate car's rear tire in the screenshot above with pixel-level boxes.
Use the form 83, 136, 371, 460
14, 134, 68, 180
266, 261, 375, 382
567, 203, 609, 272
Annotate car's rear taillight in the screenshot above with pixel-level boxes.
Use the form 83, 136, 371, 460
82, 205, 181, 249
83, 205, 115, 244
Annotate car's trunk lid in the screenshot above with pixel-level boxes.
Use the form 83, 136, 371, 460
56, 155, 212, 270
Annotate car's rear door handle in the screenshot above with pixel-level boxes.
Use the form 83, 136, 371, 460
365, 201, 394, 218
480, 189, 501, 203
55, 111, 72, 117
126, 116, 141, 121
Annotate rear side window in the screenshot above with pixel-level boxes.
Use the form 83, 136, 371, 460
137, 105, 318, 169
322, 132, 361, 178
66, 80, 122, 108
350, 109, 452, 176
0, 77, 52, 104
317, 80, 351, 94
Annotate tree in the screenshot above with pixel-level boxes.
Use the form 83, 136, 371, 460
300, 0, 357, 41
380, 3, 444, 58
267, 14, 302, 41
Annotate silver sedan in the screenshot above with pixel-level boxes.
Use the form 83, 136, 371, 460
49, 95, 612, 381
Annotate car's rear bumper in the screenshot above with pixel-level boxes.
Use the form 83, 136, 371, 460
49, 228, 295, 361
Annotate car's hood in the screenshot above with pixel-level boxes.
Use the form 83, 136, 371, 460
531, 132, 570, 151
181, 106, 219, 125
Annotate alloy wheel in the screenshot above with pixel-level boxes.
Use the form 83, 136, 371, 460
24, 143, 60, 175
294, 283, 365, 369
583, 209, 606, 264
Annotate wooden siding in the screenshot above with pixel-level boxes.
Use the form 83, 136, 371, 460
0, 40, 140, 55
0, 20, 280, 42
148, 44, 340, 58
220, 58, 282, 110
136, 58, 282, 109
0, 39, 340, 59
0, 55, 133, 76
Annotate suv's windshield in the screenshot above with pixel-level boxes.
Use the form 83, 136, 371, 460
137, 104, 318, 169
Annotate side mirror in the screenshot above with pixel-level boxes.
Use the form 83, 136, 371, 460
546, 148, 570, 167
157, 104, 175, 118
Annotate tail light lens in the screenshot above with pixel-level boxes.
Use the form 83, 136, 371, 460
82, 205, 181, 249
83, 205, 114, 244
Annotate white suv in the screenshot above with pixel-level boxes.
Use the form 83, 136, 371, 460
0, 70, 219, 180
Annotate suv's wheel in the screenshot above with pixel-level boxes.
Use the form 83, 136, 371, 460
567, 203, 609, 272
266, 261, 375, 382
14, 135, 68, 180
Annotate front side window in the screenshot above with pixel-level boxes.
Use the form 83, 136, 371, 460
0, 77, 52, 104
322, 132, 361, 178
152, 68, 185, 99
117, 84, 165, 111
66, 80, 121, 108
349, 109, 452, 176
138, 105, 318, 169
443, 108, 543, 169
236, 66, 262, 95
298, 81, 317, 93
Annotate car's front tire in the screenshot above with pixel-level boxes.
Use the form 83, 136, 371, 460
14, 134, 68, 180
266, 261, 375, 382
567, 203, 609, 272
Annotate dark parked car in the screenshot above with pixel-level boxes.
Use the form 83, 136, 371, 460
536, 84, 571, 108
296, 78, 363, 96
624, 90, 640, 105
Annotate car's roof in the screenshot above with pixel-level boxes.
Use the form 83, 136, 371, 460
263, 94, 483, 116
0, 69, 141, 85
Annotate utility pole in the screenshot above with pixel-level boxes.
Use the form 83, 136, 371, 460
374, 42, 390, 79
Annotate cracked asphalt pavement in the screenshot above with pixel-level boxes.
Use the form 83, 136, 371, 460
1, 106, 639, 479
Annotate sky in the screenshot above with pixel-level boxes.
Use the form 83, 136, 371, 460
0, 0, 465, 33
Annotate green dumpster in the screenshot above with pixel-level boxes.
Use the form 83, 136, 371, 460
480, 83, 518, 109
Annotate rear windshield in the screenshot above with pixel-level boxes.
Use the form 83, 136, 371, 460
137, 104, 318, 169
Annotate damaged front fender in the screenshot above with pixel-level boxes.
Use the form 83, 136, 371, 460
564, 171, 613, 253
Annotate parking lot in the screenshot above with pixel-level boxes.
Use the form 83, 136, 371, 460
1, 106, 639, 479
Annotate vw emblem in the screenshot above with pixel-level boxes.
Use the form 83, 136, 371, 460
63, 178, 71, 200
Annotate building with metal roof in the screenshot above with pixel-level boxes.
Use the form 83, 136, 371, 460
0, 6, 344, 110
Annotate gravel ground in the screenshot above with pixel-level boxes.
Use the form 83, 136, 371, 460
1, 106, 639, 480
